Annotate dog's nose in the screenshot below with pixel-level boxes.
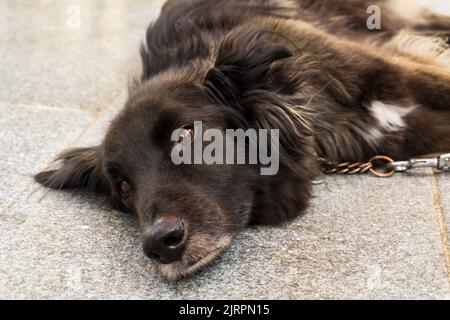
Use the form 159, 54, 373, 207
142, 214, 186, 264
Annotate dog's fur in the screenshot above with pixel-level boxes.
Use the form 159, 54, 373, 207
35, 0, 450, 280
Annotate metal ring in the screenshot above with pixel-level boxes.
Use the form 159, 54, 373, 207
368, 155, 395, 177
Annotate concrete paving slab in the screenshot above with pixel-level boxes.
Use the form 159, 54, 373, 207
435, 172, 450, 267
423, 0, 450, 296
71, 92, 127, 148
0, 174, 448, 299
0, 0, 165, 112
0, 103, 93, 209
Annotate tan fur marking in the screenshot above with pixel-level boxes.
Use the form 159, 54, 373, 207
387, 0, 426, 23
385, 31, 450, 69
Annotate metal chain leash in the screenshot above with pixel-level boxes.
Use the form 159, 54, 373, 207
318, 153, 450, 178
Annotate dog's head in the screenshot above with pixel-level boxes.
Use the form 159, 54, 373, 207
35, 28, 315, 280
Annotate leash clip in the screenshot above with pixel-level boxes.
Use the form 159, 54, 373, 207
438, 153, 450, 171
391, 153, 450, 172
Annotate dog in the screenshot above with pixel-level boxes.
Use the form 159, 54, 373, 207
35, 0, 450, 280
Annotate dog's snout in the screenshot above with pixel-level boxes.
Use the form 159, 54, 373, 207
142, 214, 186, 264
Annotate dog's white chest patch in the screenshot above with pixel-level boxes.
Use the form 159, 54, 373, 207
370, 101, 416, 132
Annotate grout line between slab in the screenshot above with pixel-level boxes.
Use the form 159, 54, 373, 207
429, 168, 450, 290
0, 90, 127, 216
0, 98, 112, 117
0, 100, 92, 115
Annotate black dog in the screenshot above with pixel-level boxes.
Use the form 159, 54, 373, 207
36, 0, 450, 280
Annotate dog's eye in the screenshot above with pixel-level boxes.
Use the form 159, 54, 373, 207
117, 179, 131, 197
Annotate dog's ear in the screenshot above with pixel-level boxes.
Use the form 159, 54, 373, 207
204, 28, 316, 226
204, 26, 314, 161
204, 28, 293, 106
34, 147, 110, 194
203, 27, 313, 144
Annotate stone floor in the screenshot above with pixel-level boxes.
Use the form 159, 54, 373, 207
1, 0, 450, 300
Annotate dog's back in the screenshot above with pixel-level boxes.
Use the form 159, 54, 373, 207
142, 0, 450, 80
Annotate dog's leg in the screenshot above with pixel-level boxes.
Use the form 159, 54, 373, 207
382, 60, 450, 158
337, 54, 450, 159
323, 34, 450, 159
380, 106, 450, 159
248, 18, 450, 160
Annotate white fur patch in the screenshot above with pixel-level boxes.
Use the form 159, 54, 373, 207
362, 101, 417, 145
157, 235, 233, 281
370, 101, 416, 132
